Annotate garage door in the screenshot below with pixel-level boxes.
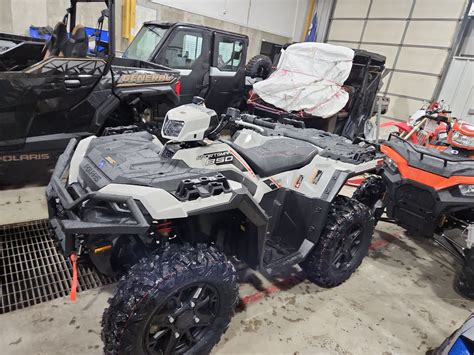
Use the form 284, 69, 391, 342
325, 0, 467, 121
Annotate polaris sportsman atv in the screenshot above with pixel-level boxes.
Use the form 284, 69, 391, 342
354, 134, 474, 298
0, 0, 180, 187
47, 99, 381, 354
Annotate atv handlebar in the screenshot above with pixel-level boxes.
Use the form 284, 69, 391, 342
222, 107, 278, 133
240, 114, 277, 129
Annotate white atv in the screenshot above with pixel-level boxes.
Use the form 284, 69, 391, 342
47, 99, 381, 354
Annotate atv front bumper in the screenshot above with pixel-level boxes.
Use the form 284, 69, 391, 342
46, 139, 149, 256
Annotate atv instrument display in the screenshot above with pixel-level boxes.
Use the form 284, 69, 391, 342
0, 0, 180, 187
47, 99, 383, 353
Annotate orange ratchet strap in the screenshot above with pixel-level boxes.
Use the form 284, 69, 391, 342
70, 253, 78, 302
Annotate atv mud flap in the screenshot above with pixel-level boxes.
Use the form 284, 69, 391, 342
46, 139, 149, 255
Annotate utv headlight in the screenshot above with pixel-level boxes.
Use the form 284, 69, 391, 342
451, 131, 474, 149
162, 119, 185, 138
459, 184, 474, 196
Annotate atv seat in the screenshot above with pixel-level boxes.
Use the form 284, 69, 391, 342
230, 136, 319, 177
64, 25, 89, 57
43, 22, 68, 59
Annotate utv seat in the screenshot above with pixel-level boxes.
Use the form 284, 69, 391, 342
64, 25, 89, 57
230, 136, 318, 177
336, 85, 355, 119
43, 22, 68, 58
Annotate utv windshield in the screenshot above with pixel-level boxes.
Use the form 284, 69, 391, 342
124, 25, 167, 61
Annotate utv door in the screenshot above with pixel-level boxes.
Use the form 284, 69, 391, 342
0, 57, 106, 152
153, 26, 211, 105
205, 34, 247, 113
0, 57, 105, 185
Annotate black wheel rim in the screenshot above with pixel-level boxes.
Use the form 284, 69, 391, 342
332, 224, 363, 271
143, 283, 220, 355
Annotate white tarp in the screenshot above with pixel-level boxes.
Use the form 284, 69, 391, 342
253, 42, 354, 118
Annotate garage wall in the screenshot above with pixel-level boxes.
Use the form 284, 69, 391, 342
150, 0, 309, 40
438, 57, 474, 124
326, 0, 468, 121
438, 10, 474, 124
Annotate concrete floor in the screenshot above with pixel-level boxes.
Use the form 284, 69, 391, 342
0, 186, 473, 354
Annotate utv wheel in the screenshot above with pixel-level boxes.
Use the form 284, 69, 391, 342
301, 196, 375, 288
456, 248, 474, 299
245, 55, 273, 79
352, 175, 386, 221
102, 244, 238, 355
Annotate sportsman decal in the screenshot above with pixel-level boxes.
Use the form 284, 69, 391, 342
197, 151, 234, 166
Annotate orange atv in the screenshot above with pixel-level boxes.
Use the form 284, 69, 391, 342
353, 132, 474, 298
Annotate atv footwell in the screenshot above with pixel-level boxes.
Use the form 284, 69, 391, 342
0, 220, 115, 314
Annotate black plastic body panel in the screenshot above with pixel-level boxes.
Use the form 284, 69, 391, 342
0, 54, 179, 187
260, 188, 331, 247
382, 167, 474, 236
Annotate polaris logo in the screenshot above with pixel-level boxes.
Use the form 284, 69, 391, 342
83, 163, 102, 182
0, 153, 50, 162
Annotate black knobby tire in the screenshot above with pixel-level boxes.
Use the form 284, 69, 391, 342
353, 175, 386, 222
245, 55, 273, 79
102, 244, 238, 355
353, 175, 385, 209
456, 248, 474, 299
301, 196, 375, 288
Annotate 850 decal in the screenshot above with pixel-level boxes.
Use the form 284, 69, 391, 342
197, 151, 234, 166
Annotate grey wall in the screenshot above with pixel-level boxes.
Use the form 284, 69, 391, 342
438, 57, 473, 123
325, 0, 468, 121
0, 0, 293, 57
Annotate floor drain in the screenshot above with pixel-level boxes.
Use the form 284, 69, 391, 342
0, 219, 116, 314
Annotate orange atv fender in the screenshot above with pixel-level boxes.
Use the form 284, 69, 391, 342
381, 144, 474, 189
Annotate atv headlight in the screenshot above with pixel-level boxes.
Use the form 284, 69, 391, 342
384, 157, 398, 173
459, 185, 474, 196
451, 131, 474, 149
162, 118, 185, 138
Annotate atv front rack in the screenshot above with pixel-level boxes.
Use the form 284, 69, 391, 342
46, 139, 149, 255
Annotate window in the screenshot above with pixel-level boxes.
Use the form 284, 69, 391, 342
216, 39, 243, 71
124, 25, 166, 61
163, 31, 203, 69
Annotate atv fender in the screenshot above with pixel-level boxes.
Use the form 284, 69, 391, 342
380, 121, 418, 142
69, 135, 95, 183
380, 121, 411, 133
98, 183, 269, 269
